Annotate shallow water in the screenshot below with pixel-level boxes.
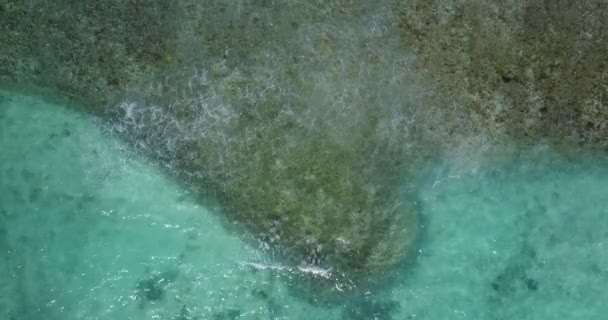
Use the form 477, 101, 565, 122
2, 91, 608, 319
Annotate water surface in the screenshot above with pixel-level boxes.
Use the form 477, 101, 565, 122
2, 91, 607, 319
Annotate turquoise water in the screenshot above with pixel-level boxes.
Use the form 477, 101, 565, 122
2, 91, 608, 319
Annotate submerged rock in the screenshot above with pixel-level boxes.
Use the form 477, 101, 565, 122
108, 2, 424, 294
135, 270, 179, 305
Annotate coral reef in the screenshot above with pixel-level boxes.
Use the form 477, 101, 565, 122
2, 0, 607, 301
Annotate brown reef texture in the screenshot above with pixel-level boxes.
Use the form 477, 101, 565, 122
395, 0, 608, 150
